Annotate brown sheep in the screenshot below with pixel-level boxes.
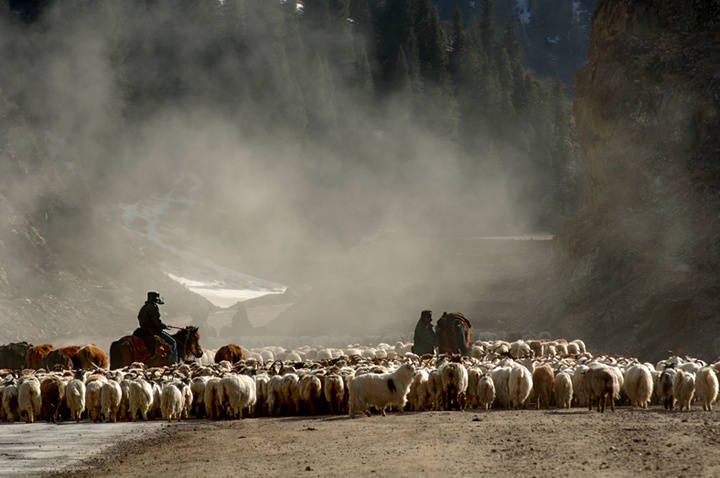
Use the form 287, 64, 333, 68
40, 375, 65, 422
215, 344, 245, 365
532, 364, 555, 409
584, 365, 619, 413
25, 344, 55, 370
77, 344, 109, 370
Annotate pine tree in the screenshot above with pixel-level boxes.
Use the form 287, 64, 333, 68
449, 6, 465, 78
479, 0, 497, 54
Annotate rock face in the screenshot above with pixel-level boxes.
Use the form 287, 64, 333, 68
548, 0, 720, 360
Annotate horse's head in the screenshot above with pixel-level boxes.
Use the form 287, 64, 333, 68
183, 326, 203, 358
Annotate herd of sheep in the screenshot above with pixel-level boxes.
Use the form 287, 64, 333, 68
1, 337, 719, 424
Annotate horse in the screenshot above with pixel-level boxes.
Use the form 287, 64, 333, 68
109, 326, 203, 370
435, 312, 472, 356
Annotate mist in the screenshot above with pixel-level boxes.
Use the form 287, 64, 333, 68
0, 0, 579, 343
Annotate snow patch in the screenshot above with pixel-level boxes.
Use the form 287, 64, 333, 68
121, 173, 286, 308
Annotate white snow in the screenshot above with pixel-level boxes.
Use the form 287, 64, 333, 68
120, 173, 286, 308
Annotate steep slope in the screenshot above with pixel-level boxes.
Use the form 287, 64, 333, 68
539, 0, 720, 361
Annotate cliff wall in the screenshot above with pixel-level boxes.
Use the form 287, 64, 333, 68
547, 0, 720, 360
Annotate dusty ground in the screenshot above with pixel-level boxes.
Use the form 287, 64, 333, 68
42, 406, 720, 478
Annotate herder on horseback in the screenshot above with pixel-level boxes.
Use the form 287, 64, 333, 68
137, 291, 177, 364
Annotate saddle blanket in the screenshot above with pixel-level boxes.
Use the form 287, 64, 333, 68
122, 335, 152, 363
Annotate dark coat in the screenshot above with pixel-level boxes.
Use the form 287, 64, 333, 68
413, 318, 438, 356
138, 302, 167, 333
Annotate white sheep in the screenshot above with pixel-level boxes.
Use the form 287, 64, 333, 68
266, 374, 284, 417
118, 378, 133, 421
253, 372, 269, 417
407, 369, 431, 411
204, 377, 222, 420
280, 373, 301, 416
623, 364, 654, 408
508, 364, 533, 409
161, 382, 184, 421
348, 363, 415, 418
489, 365, 512, 409
426, 368, 444, 411
190, 376, 209, 418
572, 364, 590, 407
673, 369, 695, 411
85, 379, 105, 422
439, 362, 469, 410
128, 377, 154, 421
219, 374, 256, 419
695, 367, 718, 411
323, 373, 345, 415
101, 379, 122, 422
298, 374, 322, 416
3, 382, 19, 422
18, 376, 41, 423
476, 374, 495, 410
150, 381, 163, 420
65, 377, 86, 422
552, 371, 573, 409
465, 368, 481, 409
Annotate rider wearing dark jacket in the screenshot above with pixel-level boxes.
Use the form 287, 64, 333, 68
412, 310, 438, 356
138, 291, 178, 363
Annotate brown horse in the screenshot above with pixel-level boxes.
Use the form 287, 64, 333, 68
109, 326, 203, 369
435, 312, 472, 356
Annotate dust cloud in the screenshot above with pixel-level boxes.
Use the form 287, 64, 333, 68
0, 1, 563, 342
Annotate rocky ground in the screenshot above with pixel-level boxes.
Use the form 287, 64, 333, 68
37, 405, 720, 478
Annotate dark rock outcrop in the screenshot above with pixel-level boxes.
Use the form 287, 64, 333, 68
545, 0, 720, 361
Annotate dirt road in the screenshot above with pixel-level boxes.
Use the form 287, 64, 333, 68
42, 406, 720, 478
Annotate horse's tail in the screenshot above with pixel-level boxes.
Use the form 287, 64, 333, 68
109, 338, 126, 370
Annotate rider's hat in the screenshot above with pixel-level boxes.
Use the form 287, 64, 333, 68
147, 291, 165, 305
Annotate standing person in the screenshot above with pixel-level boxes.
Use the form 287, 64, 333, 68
412, 310, 438, 356
137, 291, 178, 364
